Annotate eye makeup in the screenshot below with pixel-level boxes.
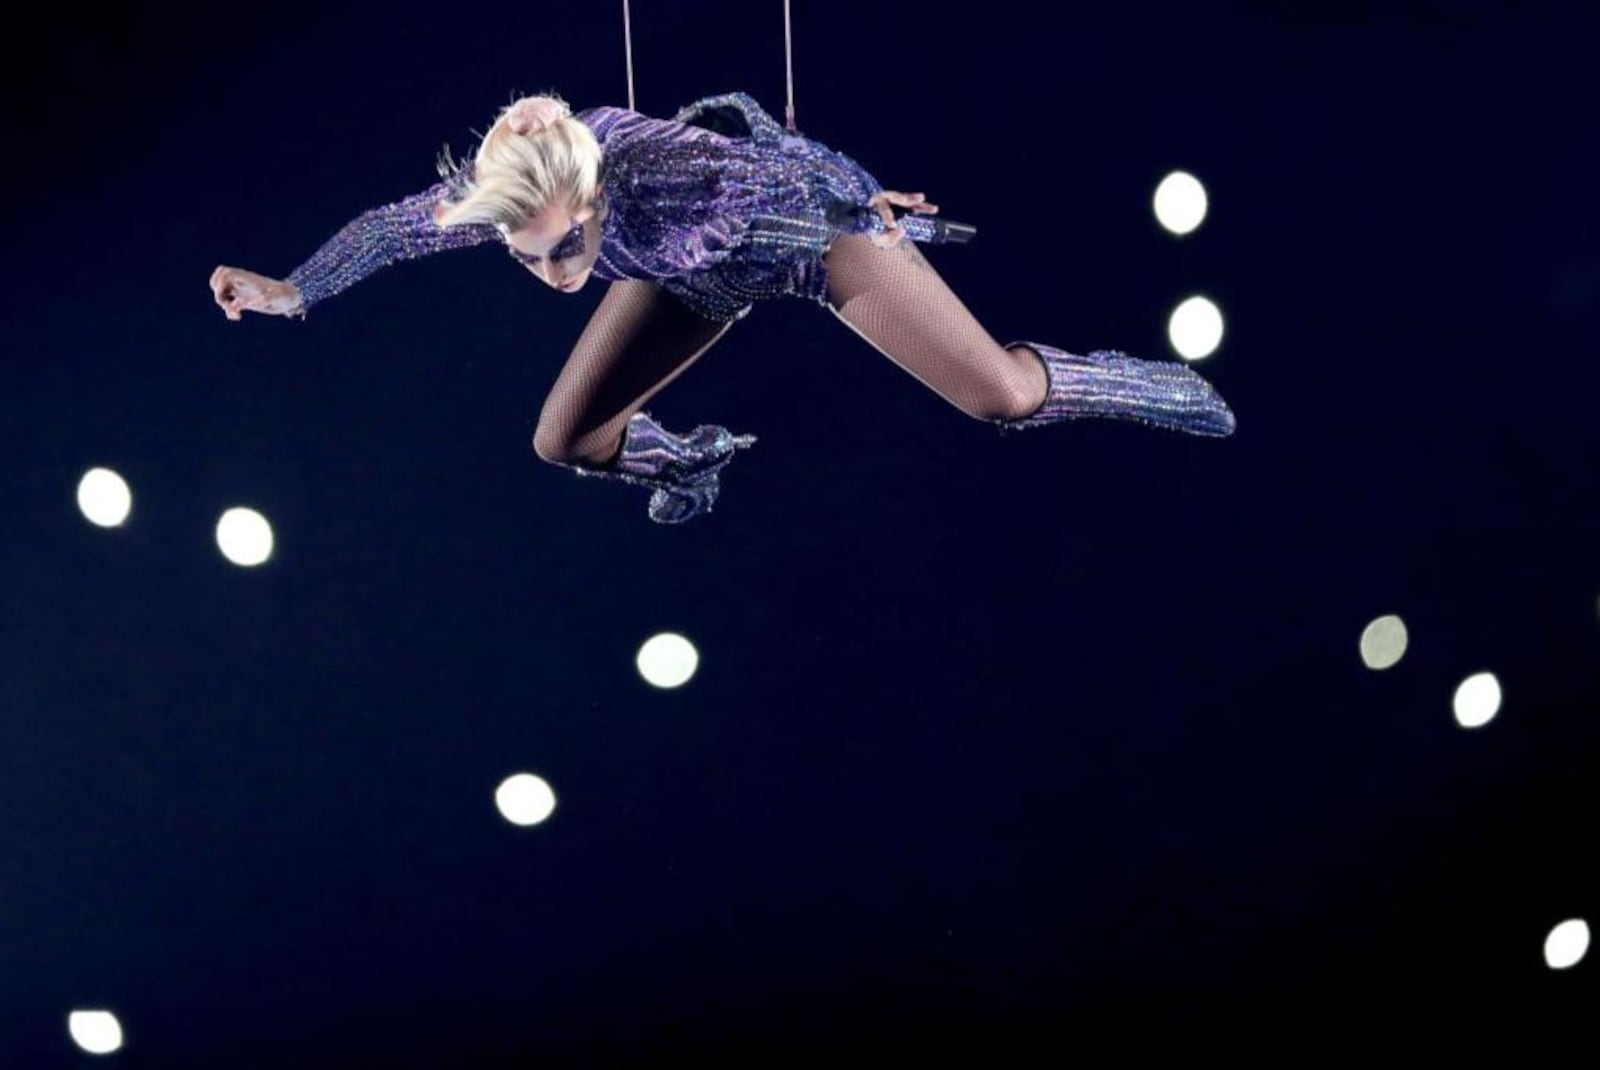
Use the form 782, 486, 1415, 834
507, 222, 586, 266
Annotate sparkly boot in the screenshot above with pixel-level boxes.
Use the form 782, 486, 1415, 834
566, 411, 757, 524
997, 341, 1236, 438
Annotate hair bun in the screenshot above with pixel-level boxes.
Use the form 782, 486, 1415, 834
505, 97, 571, 136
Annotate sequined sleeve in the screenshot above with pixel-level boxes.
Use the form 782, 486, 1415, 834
285, 181, 500, 313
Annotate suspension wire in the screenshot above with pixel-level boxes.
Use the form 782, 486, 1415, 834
616, 5, 972, 245
624, 2, 795, 129
624, 0, 636, 112
784, 0, 797, 132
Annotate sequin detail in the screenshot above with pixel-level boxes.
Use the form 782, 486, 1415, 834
998, 342, 1237, 437
283, 92, 909, 321
565, 411, 757, 524
582, 92, 896, 324
287, 182, 498, 311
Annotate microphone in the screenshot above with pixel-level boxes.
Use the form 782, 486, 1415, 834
900, 215, 977, 245
826, 203, 977, 245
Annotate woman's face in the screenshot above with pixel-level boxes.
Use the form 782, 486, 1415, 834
505, 198, 604, 293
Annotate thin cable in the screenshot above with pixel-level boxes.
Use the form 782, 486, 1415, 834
784, 0, 796, 132
624, 0, 636, 112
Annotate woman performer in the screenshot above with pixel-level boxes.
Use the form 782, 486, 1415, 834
210, 91, 1235, 523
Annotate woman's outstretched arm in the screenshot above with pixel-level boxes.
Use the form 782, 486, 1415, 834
210, 180, 500, 320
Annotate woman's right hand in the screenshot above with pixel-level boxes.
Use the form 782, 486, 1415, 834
866, 191, 939, 250
210, 266, 303, 320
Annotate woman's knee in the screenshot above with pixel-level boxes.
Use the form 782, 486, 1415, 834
1003, 345, 1049, 420
958, 354, 1046, 422
531, 423, 567, 465
961, 385, 1035, 423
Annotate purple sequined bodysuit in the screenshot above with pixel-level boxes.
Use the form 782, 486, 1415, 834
286, 92, 904, 324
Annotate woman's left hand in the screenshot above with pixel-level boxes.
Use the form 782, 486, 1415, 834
867, 190, 939, 249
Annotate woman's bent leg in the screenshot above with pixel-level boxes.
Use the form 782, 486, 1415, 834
534, 281, 755, 523
534, 280, 736, 465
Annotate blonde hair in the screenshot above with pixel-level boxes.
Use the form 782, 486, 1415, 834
434, 91, 603, 233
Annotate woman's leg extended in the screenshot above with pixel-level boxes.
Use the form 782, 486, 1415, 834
533, 280, 736, 466
822, 232, 1048, 422
822, 232, 1236, 437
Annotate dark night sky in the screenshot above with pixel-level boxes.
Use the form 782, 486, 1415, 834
3, 1, 1597, 1064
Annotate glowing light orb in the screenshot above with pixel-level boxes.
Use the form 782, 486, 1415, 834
1452, 672, 1502, 729
1153, 170, 1208, 235
1544, 918, 1590, 970
1359, 614, 1409, 670
68, 1010, 124, 1055
215, 507, 274, 567
496, 773, 557, 827
77, 468, 132, 528
1167, 295, 1224, 361
636, 632, 699, 689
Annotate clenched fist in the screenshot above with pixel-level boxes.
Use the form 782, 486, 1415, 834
210, 266, 303, 320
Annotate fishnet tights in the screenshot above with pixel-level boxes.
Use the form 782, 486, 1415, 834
822, 232, 1047, 421
532, 233, 1047, 464
533, 280, 734, 465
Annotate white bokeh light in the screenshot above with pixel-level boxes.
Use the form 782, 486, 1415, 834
215, 507, 274, 567
636, 632, 699, 689
1452, 672, 1502, 729
1153, 170, 1208, 235
1167, 295, 1224, 361
68, 1010, 124, 1055
495, 773, 557, 827
77, 468, 133, 528
1359, 614, 1409, 670
1544, 918, 1590, 970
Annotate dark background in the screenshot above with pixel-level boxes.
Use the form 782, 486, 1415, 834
3, 1, 1596, 1064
